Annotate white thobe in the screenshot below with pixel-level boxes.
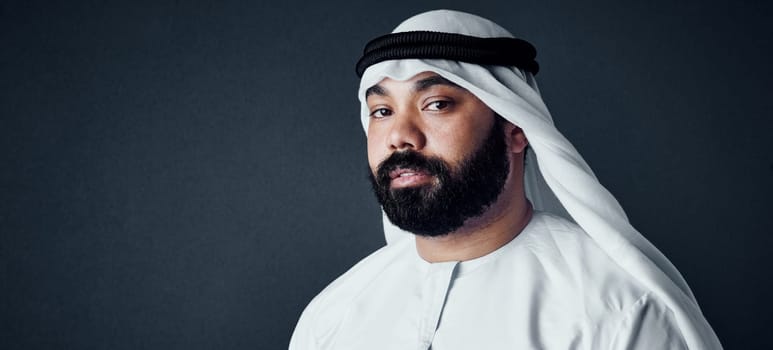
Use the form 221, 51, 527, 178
290, 212, 688, 349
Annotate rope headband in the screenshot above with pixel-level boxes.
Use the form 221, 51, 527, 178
355, 31, 539, 77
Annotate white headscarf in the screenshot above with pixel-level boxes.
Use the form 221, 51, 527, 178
357, 9, 722, 350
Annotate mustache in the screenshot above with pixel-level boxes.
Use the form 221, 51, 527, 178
375, 151, 450, 185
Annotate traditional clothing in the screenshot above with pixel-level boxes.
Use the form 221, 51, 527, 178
291, 212, 690, 349
290, 9, 722, 349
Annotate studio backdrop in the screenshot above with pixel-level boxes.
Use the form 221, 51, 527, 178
1, 0, 771, 349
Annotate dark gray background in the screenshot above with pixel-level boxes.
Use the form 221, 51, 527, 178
1, 0, 771, 349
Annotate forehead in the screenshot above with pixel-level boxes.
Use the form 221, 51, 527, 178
365, 72, 467, 99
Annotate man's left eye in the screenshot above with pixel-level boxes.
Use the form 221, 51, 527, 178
424, 100, 453, 111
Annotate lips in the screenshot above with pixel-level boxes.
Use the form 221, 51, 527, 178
375, 151, 442, 189
388, 168, 433, 188
389, 168, 429, 180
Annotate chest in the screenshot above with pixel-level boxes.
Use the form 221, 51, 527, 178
325, 264, 593, 350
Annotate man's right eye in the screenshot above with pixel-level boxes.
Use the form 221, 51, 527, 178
369, 108, 393, 118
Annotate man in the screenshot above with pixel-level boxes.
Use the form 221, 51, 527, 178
290, 9, 722, 349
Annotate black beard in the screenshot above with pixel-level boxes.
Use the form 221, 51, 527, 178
368, 119, 510, 237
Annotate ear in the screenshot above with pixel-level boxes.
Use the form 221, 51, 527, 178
505, 123, 529, 154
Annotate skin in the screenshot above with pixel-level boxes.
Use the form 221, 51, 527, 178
366, 71, 533, 263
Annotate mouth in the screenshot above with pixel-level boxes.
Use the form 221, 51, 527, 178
388, 168, 433, 188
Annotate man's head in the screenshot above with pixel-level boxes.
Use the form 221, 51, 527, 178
355, 10, 542, 242
365, 72, 528, 236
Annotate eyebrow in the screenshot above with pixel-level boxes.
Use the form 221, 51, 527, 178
414, 75, 462, 92
365, 75, 463, 99
365, 84, 387, 98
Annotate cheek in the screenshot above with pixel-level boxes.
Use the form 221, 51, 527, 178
434, 129, 489, 166
432, 142, 467, 167
431, 126, 479, 161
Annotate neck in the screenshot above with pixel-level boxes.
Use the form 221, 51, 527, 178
414, 194, 533, 263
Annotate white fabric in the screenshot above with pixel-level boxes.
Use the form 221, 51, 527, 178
290, 212, 691, 349
291, 9, 721, 350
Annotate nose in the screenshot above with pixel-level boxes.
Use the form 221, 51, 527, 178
387, 111, 426, 151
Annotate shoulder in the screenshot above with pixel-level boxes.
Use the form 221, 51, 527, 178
518, 212, 651, 313
289, 237, 414, 349
507, 213, 690, 347
518, 212, 689, 347
603, 292, 689, 349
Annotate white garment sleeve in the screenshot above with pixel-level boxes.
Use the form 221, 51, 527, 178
607, 293, 689, 350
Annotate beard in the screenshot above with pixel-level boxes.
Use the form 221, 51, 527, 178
368, 119, 510, 237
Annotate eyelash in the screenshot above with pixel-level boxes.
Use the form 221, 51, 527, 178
423, 100, 453, 111
368, 99, 454, 119
369, 108, 392, 119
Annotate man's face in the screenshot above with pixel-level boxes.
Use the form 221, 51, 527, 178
365, 72, 511, 236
